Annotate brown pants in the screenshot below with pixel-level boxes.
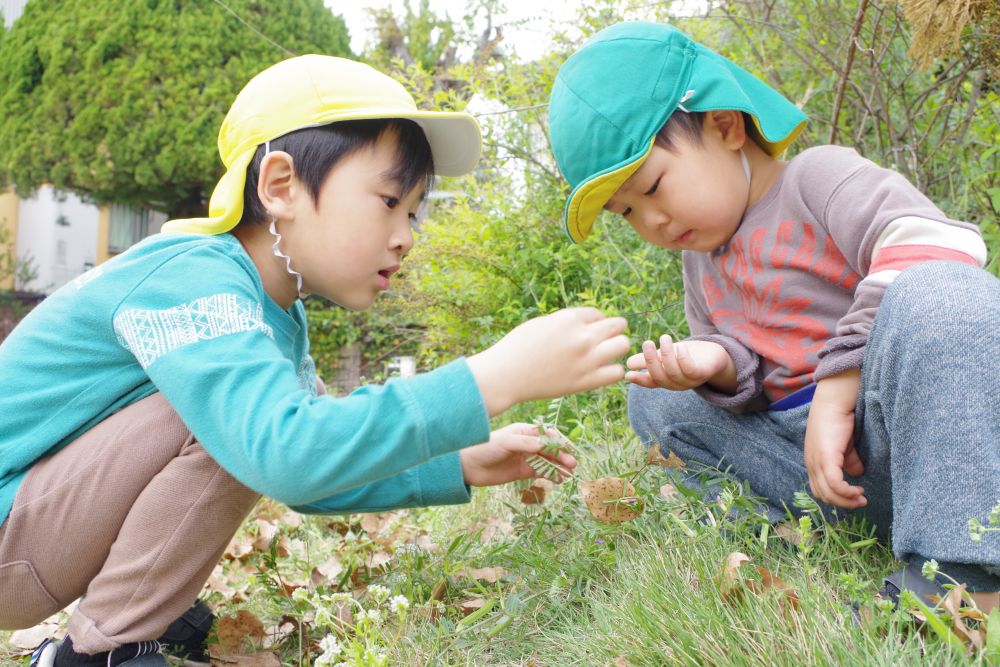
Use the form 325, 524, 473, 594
0, 393, 259, 654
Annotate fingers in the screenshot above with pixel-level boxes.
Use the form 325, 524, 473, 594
626, 351, 648, 371
593, 334, 630, 364
625, 371, 659, 388
589, 315, 628, 338
810, 458, 867, 509
560, 306, 606, 323
635, 335, 699, 390
843, 444, 865, 477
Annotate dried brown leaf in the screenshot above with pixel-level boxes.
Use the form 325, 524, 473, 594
718, 552, 799, 612
521, 478, 554, 505
209, 652, 281, 666
365, 551, 393, 571
467, 516, 514, 542
430, 578, 449, 601
309, 555, 344, 587
663, 451, 686, 469
9, 625, 59, 651
250, 520, 290, 557
647, 447, 686, 468
223, 533, 255, 562
460, 598, 487, 615
459, 566, 508, 583
646, 446, 667, 465
579, 477, 643, 524
659, 483, 678, 498
756, 565, 800, 612
719, 551, 752, 600
943, 584, 983, 650
214, 610, 266, 655
203, 564, 247, 602
774, 521, 802, 545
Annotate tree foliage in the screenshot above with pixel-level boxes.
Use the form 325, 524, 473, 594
307, 0, 998, 414
0, 0, 351, 217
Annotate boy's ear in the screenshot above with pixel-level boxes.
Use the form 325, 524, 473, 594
257, 151, 297, 219
706, 110, 746, 150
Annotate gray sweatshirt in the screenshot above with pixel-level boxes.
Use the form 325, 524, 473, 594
683, 145, 987, 409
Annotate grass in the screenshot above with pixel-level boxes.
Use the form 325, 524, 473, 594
1, 388, 995, 665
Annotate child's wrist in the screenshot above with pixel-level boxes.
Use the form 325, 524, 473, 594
466, 352, 516, 417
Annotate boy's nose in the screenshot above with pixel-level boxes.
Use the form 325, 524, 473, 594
392, 222, 415, 255
638, 207, 669, 232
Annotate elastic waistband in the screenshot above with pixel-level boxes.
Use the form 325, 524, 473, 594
768, 383, 816, 411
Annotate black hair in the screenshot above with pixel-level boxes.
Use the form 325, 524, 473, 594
654, 110, 765, 153
239, 118, 434, 226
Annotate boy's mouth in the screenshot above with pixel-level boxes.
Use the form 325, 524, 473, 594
673, 230, 692, 244
376, 265, 400, 290
378, 265, 400, 279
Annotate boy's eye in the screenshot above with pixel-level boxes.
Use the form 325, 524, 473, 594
382, 196, 400, 209
408, 212, 418, 226
644, 176, 661, 196
622, 207, 632, 218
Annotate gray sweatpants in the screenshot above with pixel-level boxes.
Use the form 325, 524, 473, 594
0, 392, 259, 653
629, 261, 1000, 588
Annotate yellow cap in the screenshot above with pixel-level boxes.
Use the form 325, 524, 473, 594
163, 55, 482, 235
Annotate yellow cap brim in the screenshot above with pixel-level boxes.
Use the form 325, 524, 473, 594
564, 137, 655, 244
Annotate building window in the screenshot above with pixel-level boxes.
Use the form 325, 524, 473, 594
108, 203, 164, 254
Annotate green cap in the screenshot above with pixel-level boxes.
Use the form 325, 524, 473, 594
549, 22, 808, 243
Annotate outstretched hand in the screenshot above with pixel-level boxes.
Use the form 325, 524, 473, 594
468, 307, 630, 416
625, 336, 733, 391
460, 423, 578, 487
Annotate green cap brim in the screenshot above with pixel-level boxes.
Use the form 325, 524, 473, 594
564, 136, 655, 244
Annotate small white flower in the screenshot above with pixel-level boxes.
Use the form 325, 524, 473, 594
390, 594, 410, 613
318, 634, 342, 656
291, 588, 311, 603
367, 584, 390, 602
359, 608, 382, 624
314, 655, 336, 667
324, 592, 352, 605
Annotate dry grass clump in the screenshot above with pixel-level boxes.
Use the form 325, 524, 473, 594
898, 0, 998, 78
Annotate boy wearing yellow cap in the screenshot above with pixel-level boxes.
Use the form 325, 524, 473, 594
549, 22, 998, 606
0, 56, 630, 665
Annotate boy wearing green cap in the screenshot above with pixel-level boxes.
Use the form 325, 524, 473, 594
549, 22, 998, 606
0, 55, 630, 666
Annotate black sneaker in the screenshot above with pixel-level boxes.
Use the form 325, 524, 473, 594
156, 599, 214, 664
29, 637, 166, 666
878, 562, 946, 606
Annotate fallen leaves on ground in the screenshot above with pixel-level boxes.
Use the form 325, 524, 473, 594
459, 598, 488, 615
520, 478, 554, 505
458, 566, 508, 583
579, 477, 643, 523
647, 447, 686, 469
718, 551, 799, 613
467, 515, 514, 542
214, 610, 266, 655
210, 652, 282, 666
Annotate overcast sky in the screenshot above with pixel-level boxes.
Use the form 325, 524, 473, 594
324, 0, 577, 62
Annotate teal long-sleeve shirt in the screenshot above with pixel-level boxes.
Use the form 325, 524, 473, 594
0, 233, 491, 525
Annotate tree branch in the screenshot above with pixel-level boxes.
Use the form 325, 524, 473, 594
830, 0, 871, 144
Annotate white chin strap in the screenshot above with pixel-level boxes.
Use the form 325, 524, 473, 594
740, 149, 752, 185
269, 216, 307, 300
